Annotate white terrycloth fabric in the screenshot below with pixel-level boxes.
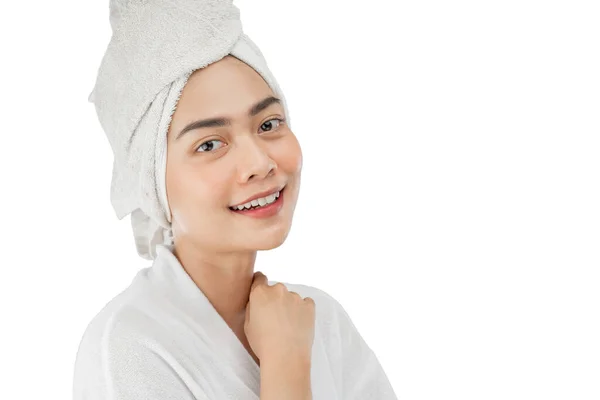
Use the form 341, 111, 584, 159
72, 244, 399, 399
88, 0, 292, 260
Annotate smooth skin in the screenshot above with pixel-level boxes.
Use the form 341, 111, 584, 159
247, 272, 315, 400
164, 55, 314, 396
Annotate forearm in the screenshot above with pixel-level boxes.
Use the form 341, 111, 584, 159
259, 354, 312, 400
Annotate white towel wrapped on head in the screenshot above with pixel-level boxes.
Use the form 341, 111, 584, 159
88, 0, 292, 260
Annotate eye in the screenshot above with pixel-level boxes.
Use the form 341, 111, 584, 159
194, 118, 285, 153
259, 118, 285, 133
195, 139, 226, 153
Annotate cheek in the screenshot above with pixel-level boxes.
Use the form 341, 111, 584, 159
167, 163, 230, 212
276, 134, 303, 173
183, 178, 230, 211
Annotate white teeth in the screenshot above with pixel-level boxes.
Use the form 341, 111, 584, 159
231, 190, 281, 210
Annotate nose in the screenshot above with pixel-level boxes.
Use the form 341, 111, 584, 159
236, 136, 277, 183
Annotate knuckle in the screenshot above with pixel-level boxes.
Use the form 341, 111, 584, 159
253, 284, 268, 296
272, 282, 287, 292
304, 296, 315, 306
288, 291, 302, 300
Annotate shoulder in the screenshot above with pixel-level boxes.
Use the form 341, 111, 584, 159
73, 283, 202, 399
73, 280, 164, 397
74, 277, 165, 367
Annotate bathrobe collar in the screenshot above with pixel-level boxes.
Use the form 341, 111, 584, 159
149, 243, 261, 385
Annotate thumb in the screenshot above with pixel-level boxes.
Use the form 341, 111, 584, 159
251, 271, 268, 291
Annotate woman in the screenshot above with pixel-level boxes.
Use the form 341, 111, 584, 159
73, 1, 397, 399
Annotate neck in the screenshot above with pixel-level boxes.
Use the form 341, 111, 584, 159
172, 239, 257, 325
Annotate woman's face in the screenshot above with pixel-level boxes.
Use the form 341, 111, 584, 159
165, 55, 302, 253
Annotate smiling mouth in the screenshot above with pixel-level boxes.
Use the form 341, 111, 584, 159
228, 186, 285, 212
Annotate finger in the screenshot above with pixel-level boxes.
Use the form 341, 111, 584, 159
303, 296, 315, 305
251, 271, 268, 291
272, 282, 288, 293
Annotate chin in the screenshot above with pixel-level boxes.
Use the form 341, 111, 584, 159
251, 229, 291, 251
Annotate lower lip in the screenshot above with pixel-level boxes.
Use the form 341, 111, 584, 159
229, 188, 285, 218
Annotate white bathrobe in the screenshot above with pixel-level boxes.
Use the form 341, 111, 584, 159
72, 244, 398, 399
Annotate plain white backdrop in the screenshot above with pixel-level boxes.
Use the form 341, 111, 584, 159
0, 0, 598, 398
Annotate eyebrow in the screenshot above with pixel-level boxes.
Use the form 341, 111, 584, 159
175, 96, 282, 140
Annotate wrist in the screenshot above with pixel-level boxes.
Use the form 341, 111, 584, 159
261, 348, 311, 367
261, 351, 311, 372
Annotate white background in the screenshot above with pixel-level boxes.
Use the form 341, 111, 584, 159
0, 0, 598, 398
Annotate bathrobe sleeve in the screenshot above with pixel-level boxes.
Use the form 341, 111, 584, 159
325, 291, 398, 400
102, 330, 201, 399
73, 311, 206, 400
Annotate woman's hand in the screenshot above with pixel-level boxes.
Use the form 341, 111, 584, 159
244, 271, 316, 363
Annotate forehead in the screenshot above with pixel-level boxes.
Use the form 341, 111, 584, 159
175, 56, 275, 118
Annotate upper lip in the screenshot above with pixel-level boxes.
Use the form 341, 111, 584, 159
229, 185, 285, 208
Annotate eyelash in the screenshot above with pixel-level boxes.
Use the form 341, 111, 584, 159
194, 117, 286, 153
